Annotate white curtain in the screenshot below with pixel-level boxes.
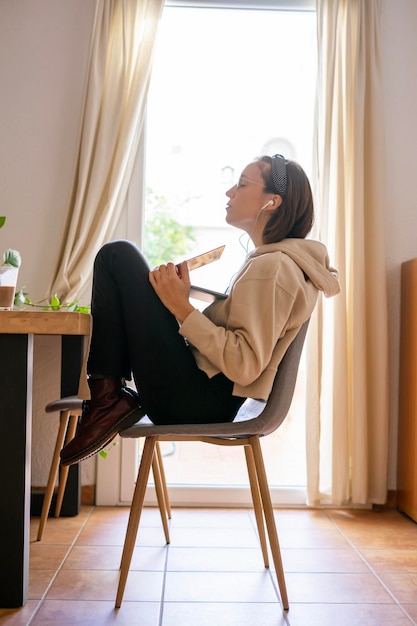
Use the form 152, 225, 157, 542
306, 0, 389, 506
48, 0, 164, 302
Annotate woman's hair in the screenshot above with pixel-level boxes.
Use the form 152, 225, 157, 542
256, 155, 314, 244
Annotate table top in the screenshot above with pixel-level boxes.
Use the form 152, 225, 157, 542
0, 310, 91, 335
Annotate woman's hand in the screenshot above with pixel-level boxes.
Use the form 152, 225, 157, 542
149, 261, 195, 323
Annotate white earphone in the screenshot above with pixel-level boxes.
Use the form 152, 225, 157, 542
259, 199, 274, 211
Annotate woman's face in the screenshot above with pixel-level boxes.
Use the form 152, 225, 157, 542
225, 162, 274, 239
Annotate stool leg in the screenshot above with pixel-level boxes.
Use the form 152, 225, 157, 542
55, 413, 79, 517
37, 410, 71, 541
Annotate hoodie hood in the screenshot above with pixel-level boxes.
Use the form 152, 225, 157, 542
249, 238, 340, 298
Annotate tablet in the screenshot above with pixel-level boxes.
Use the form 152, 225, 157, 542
190, 285, 228, 303
184, 245, 225, 271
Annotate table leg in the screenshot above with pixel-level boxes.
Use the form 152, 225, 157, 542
0, 334, 33, 607
59, 335, 85, 515
30, 335, 85, 517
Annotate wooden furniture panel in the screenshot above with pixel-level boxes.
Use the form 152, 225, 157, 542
397, 258, 417, 522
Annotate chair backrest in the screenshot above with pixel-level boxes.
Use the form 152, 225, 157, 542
237, 318, 309, 437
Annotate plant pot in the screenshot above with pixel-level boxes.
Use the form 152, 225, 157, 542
0, 265, 19, 310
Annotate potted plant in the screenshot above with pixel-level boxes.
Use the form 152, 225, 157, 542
0, 216, 21, 310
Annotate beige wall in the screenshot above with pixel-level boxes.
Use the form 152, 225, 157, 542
0, 0, 416, 492
0, 0, 97, 486
0, 0, 96, 303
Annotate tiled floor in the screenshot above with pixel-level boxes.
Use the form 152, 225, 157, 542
1, 506, 417, 625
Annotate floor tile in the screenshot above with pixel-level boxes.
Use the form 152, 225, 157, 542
29, 506, 93, 545
287, 603, 415, 626
29, 569, 58, 600
161, 602, 289, 626
45, 569, 163, 602
403, 604, 417, 622
87, 507, 131, 525
166, 546, 266, 572
30, 543, 71, 570
167, 507, 254, 529
75, 523, 165, 547
30, 599, 160, 625
0, 601, 41, 626
376, 572, 417, 603
88, 505, 163, 528
62, 545, 166, 571
329, 510, 416, 531
164, 571, 279, 603
75, 524, 130, 546
274, 509, 335, 529
328, 510, 417, 550
277, 527, 349, 549
281, 547, 369, 573
30, 524, 86, 546
285, 572, 394, 604
360, 549, 417, 573
168, 526, 260, 548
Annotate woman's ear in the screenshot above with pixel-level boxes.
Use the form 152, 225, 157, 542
269, 195, 282, 209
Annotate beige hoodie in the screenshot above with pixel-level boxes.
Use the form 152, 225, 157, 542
179, 238, 339, 401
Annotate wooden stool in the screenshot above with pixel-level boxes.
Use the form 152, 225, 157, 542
37, 395, 171, 543
36, 396, 82, 541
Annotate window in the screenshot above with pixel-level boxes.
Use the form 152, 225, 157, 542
144, 3, 317, 292
97, 0, 317, 506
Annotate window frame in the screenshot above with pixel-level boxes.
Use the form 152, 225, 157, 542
97, 0, 315, 507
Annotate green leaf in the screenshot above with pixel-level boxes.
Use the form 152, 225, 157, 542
0, 217, 5, 229
14, 288, 30, 307
99, 450, 108, 459
49, 294, 61, 309
2, 248, 21, 268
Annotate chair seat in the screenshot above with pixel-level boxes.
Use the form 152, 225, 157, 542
120, 399, 268, 439
120, 397, 267, 439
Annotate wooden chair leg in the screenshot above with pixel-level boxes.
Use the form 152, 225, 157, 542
250, 436, 289, 611
55, 413, 79, 517
244, 444, 269, 568
155, 441, 171, 519
152, 446, 170, 544
116, 436, 157, 608
37, 411, 70, 541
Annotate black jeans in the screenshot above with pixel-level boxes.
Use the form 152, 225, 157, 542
87, 240, 245, 424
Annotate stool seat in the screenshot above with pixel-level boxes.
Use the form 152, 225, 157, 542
45, 396, 83, 413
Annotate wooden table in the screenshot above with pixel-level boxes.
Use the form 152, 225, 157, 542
0, 311, 91, 608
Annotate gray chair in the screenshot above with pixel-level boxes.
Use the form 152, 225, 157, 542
115, 320, 309, 611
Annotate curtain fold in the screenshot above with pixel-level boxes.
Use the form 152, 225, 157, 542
307, 0, 389, 505
48, 0, 164, 302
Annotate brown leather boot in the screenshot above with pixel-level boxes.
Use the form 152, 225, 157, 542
60, 378, 145, 466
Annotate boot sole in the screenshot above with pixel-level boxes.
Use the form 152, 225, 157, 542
60, 406, 145, 466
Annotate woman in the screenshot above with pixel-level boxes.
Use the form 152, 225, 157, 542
61, 154, 339, 466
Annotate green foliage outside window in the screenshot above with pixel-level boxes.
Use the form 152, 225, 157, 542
143, 188, 196, 268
